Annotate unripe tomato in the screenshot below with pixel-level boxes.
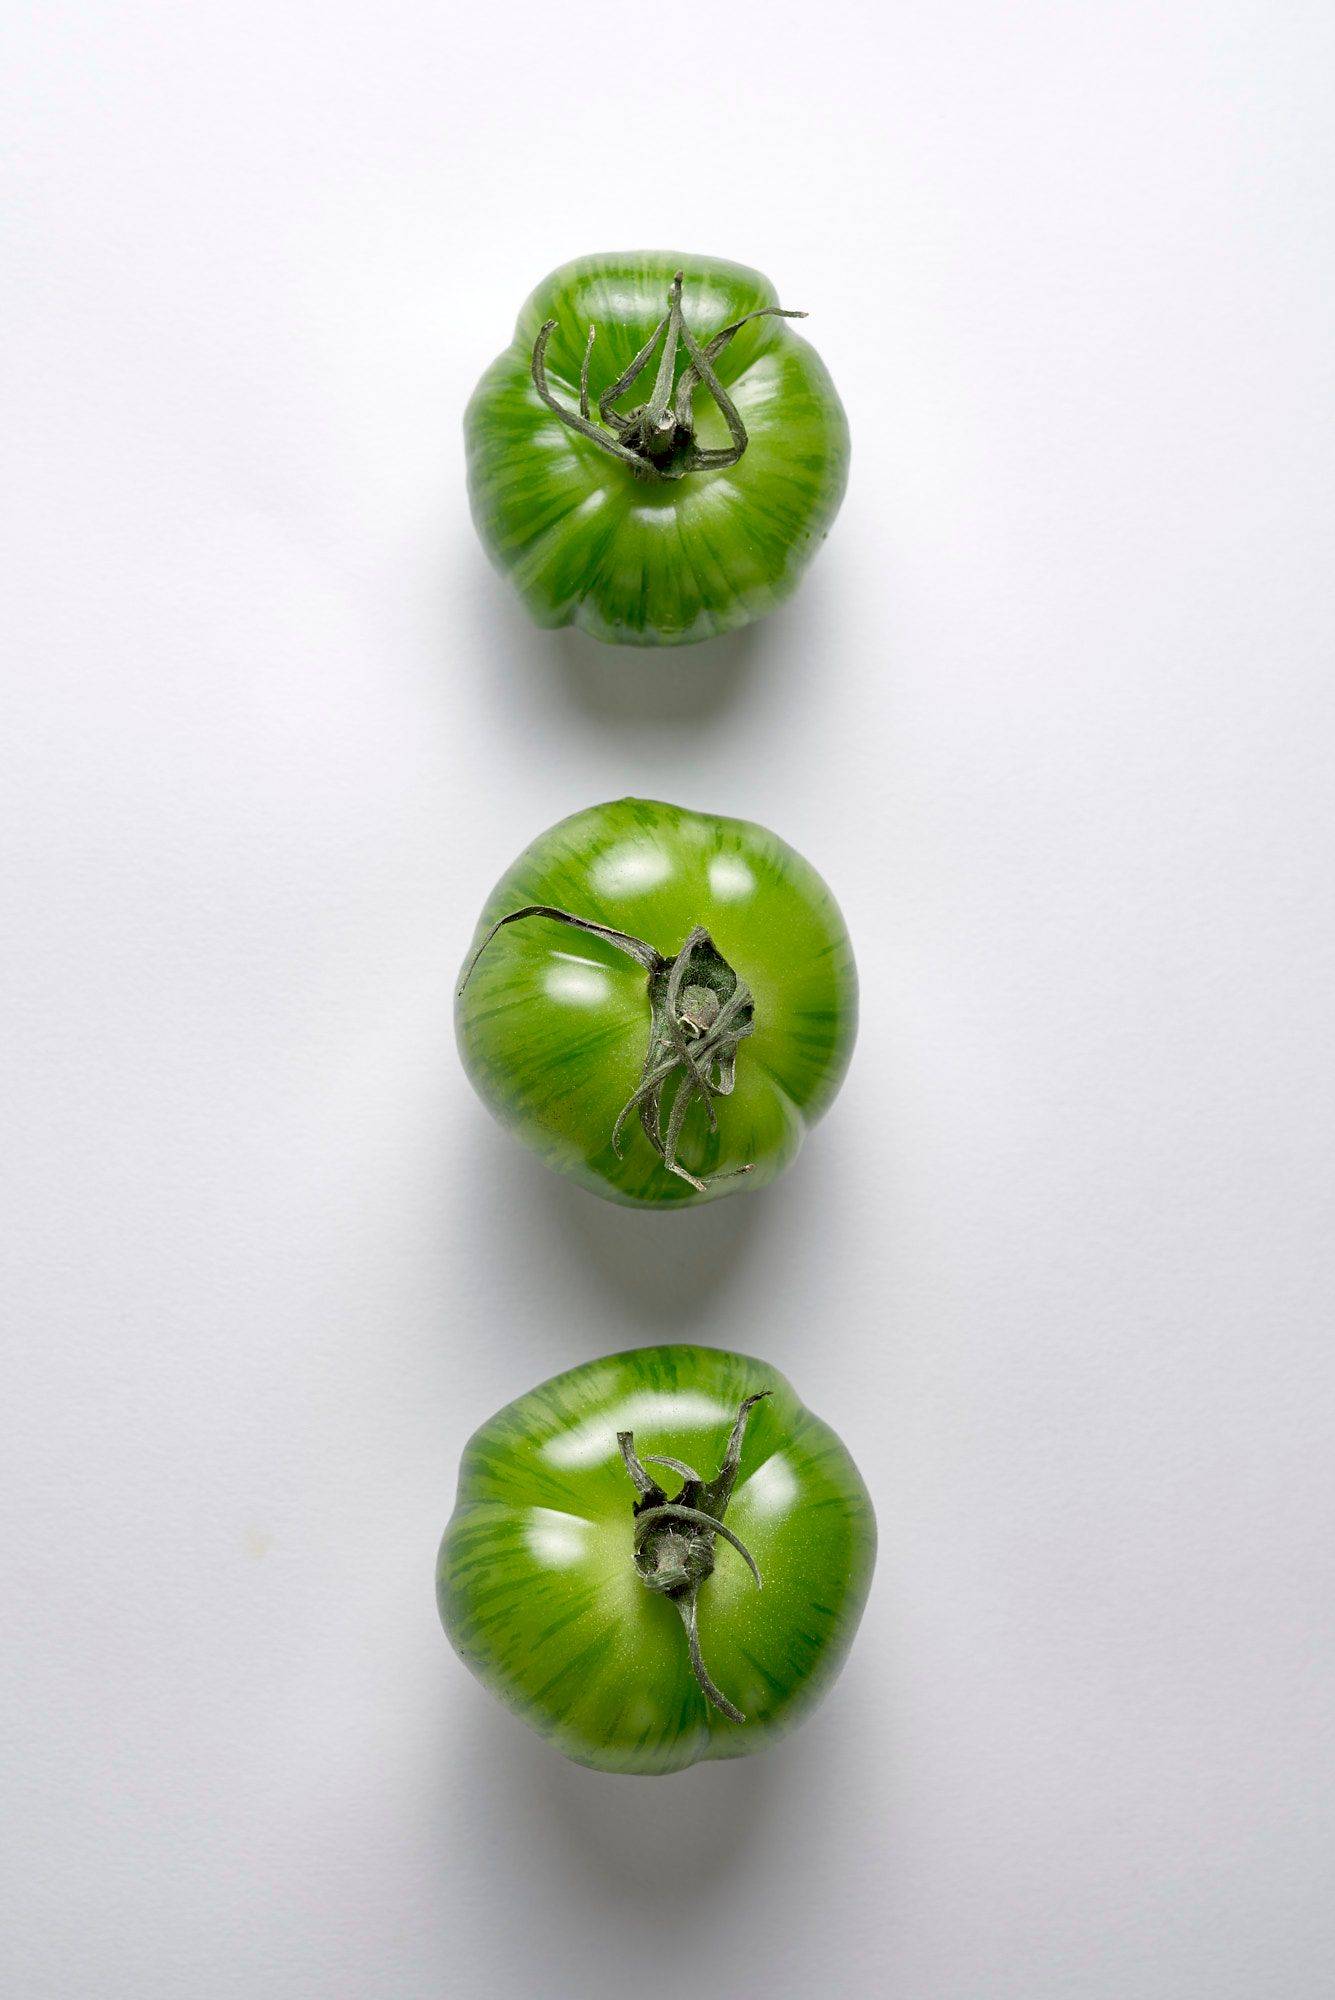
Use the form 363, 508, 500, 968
437, 1345, 876, 1774
456, 798, 858, 1208
465, 252, 850, 646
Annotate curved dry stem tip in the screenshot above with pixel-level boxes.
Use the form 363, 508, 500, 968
646, 273, 687, 425
579, 324, 596, 419
679, 1593, 744, 1724
697, 1388, 771, 1520
531, 318, 559, 376
681, 1160, 754, 1188
642, 1453, 702, 1485
457, 904, 664, 996
617, 1430, 665, 1503
721, 1390, 770, 1472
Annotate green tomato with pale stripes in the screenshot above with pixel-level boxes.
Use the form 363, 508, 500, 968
456, 797, 858, 1209
437, 1345, 876, 1775
464, 252, 850, 647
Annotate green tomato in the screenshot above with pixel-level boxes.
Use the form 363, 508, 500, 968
465, 252, 850, 647
437, 1345, 876, 1775
456, 797, 858, 1209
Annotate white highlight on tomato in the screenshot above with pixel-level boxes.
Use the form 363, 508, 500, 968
707, 854, 756, 902
740, 1451, 800, 1520
524, 1509, 594, 1569
542, 959, 613, 1008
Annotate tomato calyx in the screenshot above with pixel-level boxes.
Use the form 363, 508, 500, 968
618, 1392, 770, 1724
530, 271, 808, 482
458, 906, 757, 1192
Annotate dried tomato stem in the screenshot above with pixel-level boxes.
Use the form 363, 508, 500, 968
528, 273, 808, 481
618, 1393, 770, 1722
458, 906, 756, 1192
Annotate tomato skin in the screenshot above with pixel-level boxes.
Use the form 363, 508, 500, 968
437, 1345, 876, 1775
455, 798, 858, 1209
465, 252, 850, 647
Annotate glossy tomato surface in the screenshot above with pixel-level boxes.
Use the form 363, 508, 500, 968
465, 252, 850, 646
437, 1345, 876, 1775
455, 798, 858, 1208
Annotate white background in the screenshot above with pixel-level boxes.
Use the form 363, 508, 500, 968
5, 3, 1335, 1995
